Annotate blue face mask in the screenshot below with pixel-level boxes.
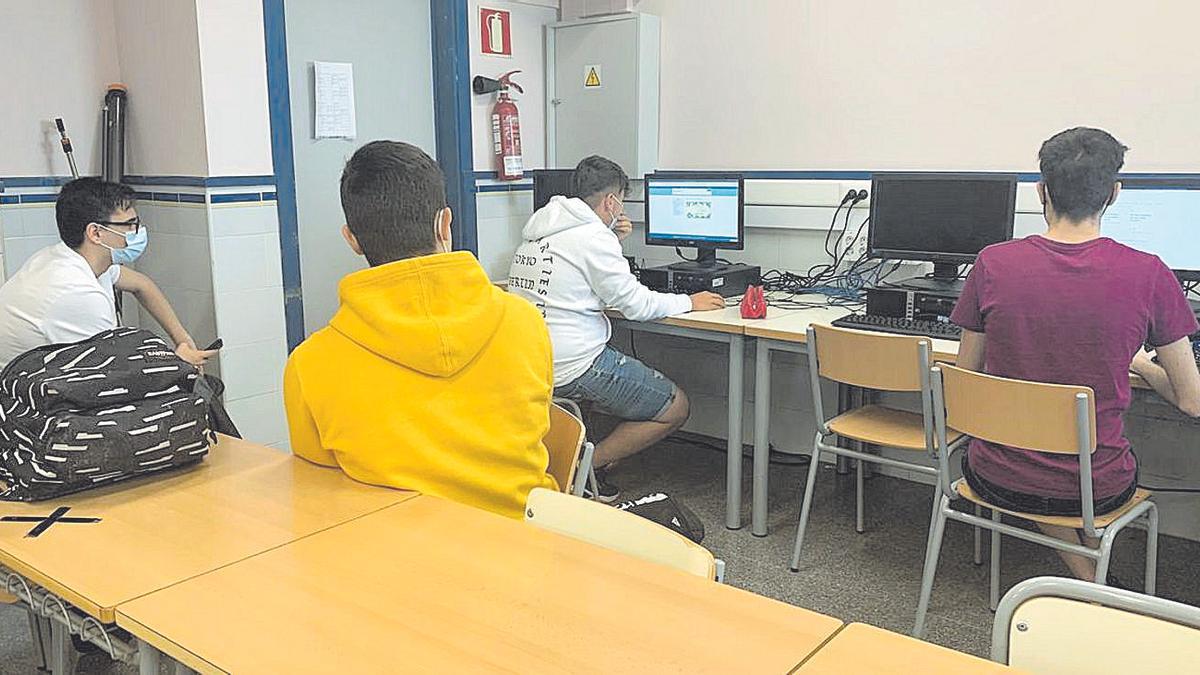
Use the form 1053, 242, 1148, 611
99, 224, 148, 265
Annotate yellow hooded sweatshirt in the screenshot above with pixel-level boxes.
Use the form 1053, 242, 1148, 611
284, 251, 558, 519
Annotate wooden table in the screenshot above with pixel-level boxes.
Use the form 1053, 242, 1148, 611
0, 436, 413, 673
741, 305, 1153, 536
797, 623, 1022, 673
608, 304, 800, 530
118, 495, 843, 674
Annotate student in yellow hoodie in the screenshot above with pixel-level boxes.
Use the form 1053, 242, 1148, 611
283, 140, 558, 518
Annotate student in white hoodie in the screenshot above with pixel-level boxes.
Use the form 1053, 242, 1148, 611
509, 156, 724, 500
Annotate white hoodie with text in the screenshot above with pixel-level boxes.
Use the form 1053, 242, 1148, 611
508, 196, 692, 386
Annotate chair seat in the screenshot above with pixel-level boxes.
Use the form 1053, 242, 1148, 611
954, 479, 1153, 529
827, 405, 963, 450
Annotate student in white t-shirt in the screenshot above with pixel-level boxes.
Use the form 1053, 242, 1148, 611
0, 178, 217, 370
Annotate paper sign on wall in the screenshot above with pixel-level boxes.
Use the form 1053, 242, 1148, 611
584, 64, 602, 89
314, 61, 357, 139
480, 8, 512, 57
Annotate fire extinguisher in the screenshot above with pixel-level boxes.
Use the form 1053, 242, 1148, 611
473, 71, 524, 181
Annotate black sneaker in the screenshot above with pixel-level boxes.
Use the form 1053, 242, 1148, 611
584, 468, 620, 503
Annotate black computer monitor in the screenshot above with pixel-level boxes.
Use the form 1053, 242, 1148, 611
1101, 178, 1200, 284
868, 172, 1017, 292
532, 169, 574, 211
644, 173, 745, 269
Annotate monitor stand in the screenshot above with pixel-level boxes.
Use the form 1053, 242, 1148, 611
898, 262, 965, 295
667, 246, 725, 272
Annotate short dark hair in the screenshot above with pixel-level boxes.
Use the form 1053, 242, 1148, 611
340, 140, 447, 266
1038, 127, 1128, 221
56, 178, 136, 249
572, 155, 629, 207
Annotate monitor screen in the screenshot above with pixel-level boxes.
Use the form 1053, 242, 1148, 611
532, 170, 574, 211
868, 173, 1017, 263
645, 176, 744, 249
1101, 184, 1200, 277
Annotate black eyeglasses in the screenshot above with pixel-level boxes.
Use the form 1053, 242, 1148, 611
94, 218, 141, 234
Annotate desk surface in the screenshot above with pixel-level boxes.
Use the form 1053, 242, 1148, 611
609, 305, 800, 335
0, 436, 411, 623
118, 495, 843, 674
798, 623, 1022, 673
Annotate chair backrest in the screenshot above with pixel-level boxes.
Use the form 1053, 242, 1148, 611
993, 577, 1200, 673
544, 403, 585, 494
524, 488, 717, 580
936, 364, 1096, 456
810, 324, 930, 392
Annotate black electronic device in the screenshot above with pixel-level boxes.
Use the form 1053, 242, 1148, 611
644, 173, 745, 269
829, 286, 963, 340
532, 169, 575, 211
204, 338, 224, 351
831, 313, 963, 341
1101, 177, 1200, 284
640, 262, 760, 298
868, 172, 1017, 293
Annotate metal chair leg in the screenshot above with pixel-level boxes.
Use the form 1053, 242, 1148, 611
990, 509, 1001, 611
1145, 503, 1159, 595
912, 495, 950, 638
789, 442, 825, 571
855, 458, 865, 534
973, 504, 983, 565
27, 610, 48, 673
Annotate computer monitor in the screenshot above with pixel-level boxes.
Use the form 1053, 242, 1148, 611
532, 169, 574, 211
868, 172, 1017, 292
1101, 178, 1200, 283
644, 173, 744, 269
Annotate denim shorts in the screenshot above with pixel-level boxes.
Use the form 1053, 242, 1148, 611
555, 347, 677, 422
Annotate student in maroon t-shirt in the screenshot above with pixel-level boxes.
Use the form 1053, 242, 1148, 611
950, 127, 1200, 582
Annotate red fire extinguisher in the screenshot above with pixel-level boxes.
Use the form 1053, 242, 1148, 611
474, 71, 524, 181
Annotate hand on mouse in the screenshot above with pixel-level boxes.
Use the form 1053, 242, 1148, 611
689, 292, 726, 312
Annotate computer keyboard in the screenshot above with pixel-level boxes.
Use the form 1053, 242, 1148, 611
831, 313, 963, 341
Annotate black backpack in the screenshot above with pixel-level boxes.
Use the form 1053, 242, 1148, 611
614, 492, 706, 544
0, 328, 215, 501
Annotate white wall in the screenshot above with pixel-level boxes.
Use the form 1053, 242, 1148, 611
470, 0, 559, 172
0, 1, 122, 176
195, 0, 275, 176
284, 0, 438, 335
112, 0, 210, 176
637, 0, 1200, 172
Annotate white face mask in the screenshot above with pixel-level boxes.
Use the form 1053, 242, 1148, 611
606, 194, 623, 230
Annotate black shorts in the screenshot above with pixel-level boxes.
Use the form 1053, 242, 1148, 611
961, 455, 1137, 517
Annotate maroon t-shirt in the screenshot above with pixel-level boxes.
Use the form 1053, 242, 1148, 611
951, 235, 1198, 499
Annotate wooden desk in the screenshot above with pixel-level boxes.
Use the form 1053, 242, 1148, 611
607, 304, 800, 530
797, 623, 1021, 673
118, 495, 843, 674
0, 436, 412, 623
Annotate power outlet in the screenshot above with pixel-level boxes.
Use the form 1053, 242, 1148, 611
838, 225, 870, 264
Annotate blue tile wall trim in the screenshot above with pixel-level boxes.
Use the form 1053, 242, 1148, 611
0, 196, 19, 205
18, 194, 58, 204
262, 191, 278, 201
209, 193, 263, 204
122, 175, 275, 188
178, 193, 207, 204
476, 182, 533, 193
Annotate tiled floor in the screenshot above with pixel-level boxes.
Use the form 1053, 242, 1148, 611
1, 436, 1196, 673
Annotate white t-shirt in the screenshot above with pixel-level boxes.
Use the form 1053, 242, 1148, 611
0, 243, 121, 370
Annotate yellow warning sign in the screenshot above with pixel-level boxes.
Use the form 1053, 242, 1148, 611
584, 64, 602, 89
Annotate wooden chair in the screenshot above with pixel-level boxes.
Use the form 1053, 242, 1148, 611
524, 487, 721, 580
992, 576, 1200, 673
790, 324, 961, 571
913, 365, 1158, 638
544, 402, 594, 498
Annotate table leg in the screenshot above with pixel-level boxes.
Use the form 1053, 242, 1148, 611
835, 384, 852, 474
49, 619, 70, 675
752, 340, 772, 537
725, 334, 745, 530
139, 639, 161, 675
